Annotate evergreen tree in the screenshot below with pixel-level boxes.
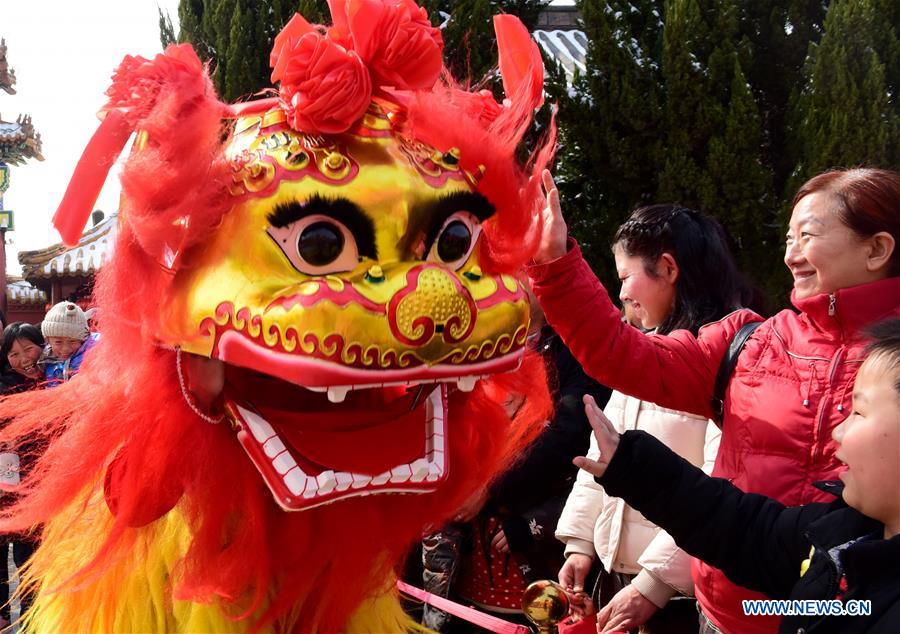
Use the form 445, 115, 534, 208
420, 0, 546, 85
789, 0, 899, 189
443, 0, 497, 82
656, 0, 715, 207
224, 2, 259, 101
163, 0, 331, 102
872, 0, 899, 117
693, 2, 780, 299
177, 0, 212, 62
159, 8, 177, 48
553, 0, 666, 279
294, 0, 331, 25
162, 0, 540, 102
704, 59, 779, 298
209, 0, 237, 97
556, 0, 833, 305
738, 0, 827, 194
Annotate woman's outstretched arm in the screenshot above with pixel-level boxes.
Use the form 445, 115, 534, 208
528, 171, 760, 418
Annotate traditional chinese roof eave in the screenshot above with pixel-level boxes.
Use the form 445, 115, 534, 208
534, 29, 587, 85
0, 115, 44, 164
0, 37, 15, 95
6, 276, 46, 305
19, 213, 118, 280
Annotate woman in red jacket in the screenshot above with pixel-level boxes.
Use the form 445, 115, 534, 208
528, 167, 899, 634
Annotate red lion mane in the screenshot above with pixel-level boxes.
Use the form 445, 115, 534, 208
0, 11, 556, 632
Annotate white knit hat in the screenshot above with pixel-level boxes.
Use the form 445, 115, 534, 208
41, 302, 89, 340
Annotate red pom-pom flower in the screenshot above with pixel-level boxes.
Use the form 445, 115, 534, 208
269, 0, 443, 134
271, 14, 372, 134
328, 0, 443, 90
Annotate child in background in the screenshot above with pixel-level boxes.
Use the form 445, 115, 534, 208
40, 302, 99, 385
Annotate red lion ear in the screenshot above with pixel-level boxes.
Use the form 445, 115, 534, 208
52, 110, 132, 246
493, 14, 544, 111
52, 44, 219, 247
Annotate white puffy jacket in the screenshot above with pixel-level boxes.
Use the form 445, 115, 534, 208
555, 390, 721, 607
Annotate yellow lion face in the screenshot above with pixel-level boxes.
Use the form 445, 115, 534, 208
158, 105, 531, 510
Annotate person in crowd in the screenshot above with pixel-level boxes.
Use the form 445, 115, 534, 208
0, 323, 47, 627
529, 168, 899, 633
575, 316, 900, 633
0, 323, 43, 393
421, 302, 611, 632
85, 307, 100, 333
39, 302, 99, 386
556, 205, 753, 634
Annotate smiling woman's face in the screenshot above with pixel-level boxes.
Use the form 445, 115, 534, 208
784, 192, 888, 299
7, 338, 43, 379
613, 244, 677, 330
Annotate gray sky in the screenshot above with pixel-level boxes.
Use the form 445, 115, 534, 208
1, 0, 180, 273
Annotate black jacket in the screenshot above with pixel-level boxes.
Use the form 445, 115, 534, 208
488, 327, 611, 557
421, 328, 613, 615
489, 327, 612, 514
0, 367, 35, 394
599, 430, 900, 633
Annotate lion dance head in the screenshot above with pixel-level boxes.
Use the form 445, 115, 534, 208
0, 2, 555, 631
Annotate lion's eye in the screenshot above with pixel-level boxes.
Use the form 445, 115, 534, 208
268, 214, 360, 275
437, 221, 472, 262
427, 212, 482, 270
298, 222, 345, 266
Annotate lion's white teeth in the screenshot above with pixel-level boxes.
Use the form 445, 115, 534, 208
302, 476, 319, 498
237, 405, 276, 442
273, 451, 298, 475
326, 386, 351, 403
263, 436, 286, 458
237, 385, 450, 511
316, 470, 338, 494
350, 473, 372, 489
335, 472, 353, 492
302, 376, 482, 395
390, 464, 412, 483
410, 458, 430, 483
284, 469, 306, 496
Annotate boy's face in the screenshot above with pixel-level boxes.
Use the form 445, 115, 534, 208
832, 357, 900, 531
47, 336, 83, 361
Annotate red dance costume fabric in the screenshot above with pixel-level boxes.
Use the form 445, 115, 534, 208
0, 2, 556, 632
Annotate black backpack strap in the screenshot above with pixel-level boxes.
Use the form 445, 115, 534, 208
711, 320, 763, 427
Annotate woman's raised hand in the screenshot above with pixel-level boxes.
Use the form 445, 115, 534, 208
534, 169, 569, 263
573, 395, 620, 479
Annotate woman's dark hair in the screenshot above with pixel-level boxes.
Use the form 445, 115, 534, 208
0, 322, 45, 365
793, 168, 900, 276
613, 204, 754, 336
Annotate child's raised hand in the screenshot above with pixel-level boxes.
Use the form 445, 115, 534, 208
534, 169, 569, 263
572, 395, 620, 479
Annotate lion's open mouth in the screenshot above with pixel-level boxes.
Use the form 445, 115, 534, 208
222, 365, 463, 511
209, 329, 525, 511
